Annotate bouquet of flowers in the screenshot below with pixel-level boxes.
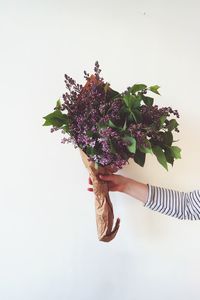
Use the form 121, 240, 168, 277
43, 61, 181, 242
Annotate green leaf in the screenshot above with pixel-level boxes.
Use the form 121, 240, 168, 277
161, 131, 173, 146
167, 119, 179, 131
152, 145, 168, 170
127, 111, 137, 123
109, 140, 116, 154
139, 139, 152, 154
123, 136, 137, 153
122, 119, 127, 131
123, 94, 142, 112
132, 96, 142, 108
62, 124, 69, 133
55, 99, 62, 110
123, 94, 131, 108
86, 130, 94, 137
165, 148, 174, 166
131, 112, 137, 122
97, 122, 107, 129
140, 146, 152, 154
131, 84, 147, 94
170, 146, 181, 159
86, 146, 96, 156
121, 105, 129, 115
43, 110, 69, 128
141, 95, 154, 106
149, 85, 160, 95
132, 109, 142, 122
107, 87, 120, 99
139, 146, 152, 154
133, 150, 146, 167
108, 120, 117, 128
159, 115, 167, 128
123, 94, 135, 109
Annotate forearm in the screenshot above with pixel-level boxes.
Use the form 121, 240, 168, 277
98, 173, 200, 220
122, 178, 149, 204
122, 179, 200, 220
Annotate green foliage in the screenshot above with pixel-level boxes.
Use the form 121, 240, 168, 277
165, 148, 174, 166
121, 83, 162, 137
123, 136, 137, 153
43, 70, 181, 172
134, 150, 146, 167
122, 83, 158, 123
55, 99, 62, 110
123, 94, 140, 109
120, 81, 180, 170
152, 145, 168, 170
43, 110, 69, 130
161, 131, 173, 146
105, 84, 120, 99
109, 140, 116, 154
86, 146, 96, 156
167, 119, 179, 131
131, 84, 147, 94
159, 115, 167, 128
170, 146, 181, 159
122, 119, 127, 131
108, 120, 118, 128
139, 140, 153, 154
149, 85, 160, 95
141, 95, 154, 106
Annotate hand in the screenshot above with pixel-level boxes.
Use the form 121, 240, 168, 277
87, 174, 130, 193
87, 174, 148, 204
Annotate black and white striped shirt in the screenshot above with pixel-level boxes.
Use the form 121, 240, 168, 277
144, 185, 200, 220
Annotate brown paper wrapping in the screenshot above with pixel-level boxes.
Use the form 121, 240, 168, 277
80, 149, 120, 242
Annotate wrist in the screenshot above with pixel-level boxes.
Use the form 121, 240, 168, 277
121, 178, 135, 195
121, 177, 149, 204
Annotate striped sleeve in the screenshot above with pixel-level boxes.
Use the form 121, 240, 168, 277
144, 185, 200, 220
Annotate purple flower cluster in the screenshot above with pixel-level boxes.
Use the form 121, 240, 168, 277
141, 105, 179, 125
49, 62, 180, 170
58, 62, 130, 169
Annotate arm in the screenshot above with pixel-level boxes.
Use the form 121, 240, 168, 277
145, 185, 200, 220
88, 174, 200, 220
88, 174, 148, 203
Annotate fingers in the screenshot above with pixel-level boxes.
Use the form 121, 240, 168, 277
87, 174, 115, 193
99, 174, 114, 181
88, 177, 93, 192
89, 174, 115, 183
88, 177, 93, 185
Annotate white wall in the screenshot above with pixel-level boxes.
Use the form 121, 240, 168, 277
1, 0, 200, 299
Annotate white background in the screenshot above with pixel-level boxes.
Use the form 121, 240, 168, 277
1, 0, 200, 299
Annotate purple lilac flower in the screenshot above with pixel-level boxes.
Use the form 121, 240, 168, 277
49, 61, 180, 169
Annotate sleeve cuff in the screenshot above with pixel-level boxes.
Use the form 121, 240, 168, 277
143, 184, 152, 207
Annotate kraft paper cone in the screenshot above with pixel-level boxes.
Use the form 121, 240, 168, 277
80, 149, 120, 242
